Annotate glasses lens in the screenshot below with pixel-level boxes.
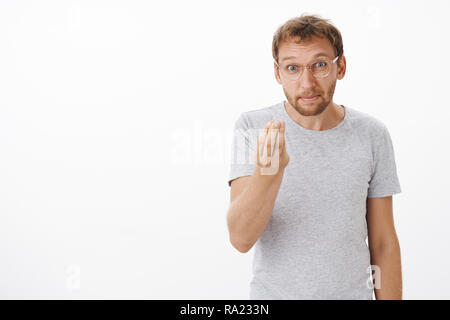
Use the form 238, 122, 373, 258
280, 64, 302, 81
311, 60, 330, 78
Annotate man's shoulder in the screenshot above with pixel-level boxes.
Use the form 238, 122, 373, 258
346, 106, 388, 137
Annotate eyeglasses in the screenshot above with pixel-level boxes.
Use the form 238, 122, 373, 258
275, 56, 340, 81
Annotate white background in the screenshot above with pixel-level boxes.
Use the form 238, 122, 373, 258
0, 0, 449, 299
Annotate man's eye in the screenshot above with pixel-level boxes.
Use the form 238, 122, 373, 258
314, 61, 327, 68
287, 65, 297, 72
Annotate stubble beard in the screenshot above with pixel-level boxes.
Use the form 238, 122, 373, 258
283, 79, 337, 117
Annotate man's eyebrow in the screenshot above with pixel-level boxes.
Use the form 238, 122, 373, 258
280, 52, 332, 62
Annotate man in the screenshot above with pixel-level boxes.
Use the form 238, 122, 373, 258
226, 14, 402, 300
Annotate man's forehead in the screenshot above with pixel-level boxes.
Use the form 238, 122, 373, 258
278, 36, 334, 62
280, 51, 332, 61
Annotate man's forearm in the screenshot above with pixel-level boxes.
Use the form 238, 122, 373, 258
370, 243, 403, 299
227, 166, 285, 252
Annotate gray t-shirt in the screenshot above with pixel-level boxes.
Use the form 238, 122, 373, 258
228, 101, 401, 300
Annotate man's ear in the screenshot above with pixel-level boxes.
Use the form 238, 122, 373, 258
274, 61, 282, 84
337, 55, 346, 80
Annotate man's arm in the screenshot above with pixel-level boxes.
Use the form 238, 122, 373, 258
366, 195, 402, 299
228, 165, 286, 253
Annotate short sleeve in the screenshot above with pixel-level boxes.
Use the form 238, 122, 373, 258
367, 124, 402, 198
227, 113, 257, 187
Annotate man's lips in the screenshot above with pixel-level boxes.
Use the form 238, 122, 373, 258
300, 95, 320, 101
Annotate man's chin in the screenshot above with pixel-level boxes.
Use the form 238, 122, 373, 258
295, 102, 328, 116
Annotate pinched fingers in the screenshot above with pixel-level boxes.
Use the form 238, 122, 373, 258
255, 120, 283, 168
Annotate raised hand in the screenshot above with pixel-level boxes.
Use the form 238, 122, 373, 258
253, 120, 290, 175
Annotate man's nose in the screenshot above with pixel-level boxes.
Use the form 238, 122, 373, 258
298, 68, 315, 89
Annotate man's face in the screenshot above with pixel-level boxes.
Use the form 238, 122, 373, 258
274, 35, 346, 117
